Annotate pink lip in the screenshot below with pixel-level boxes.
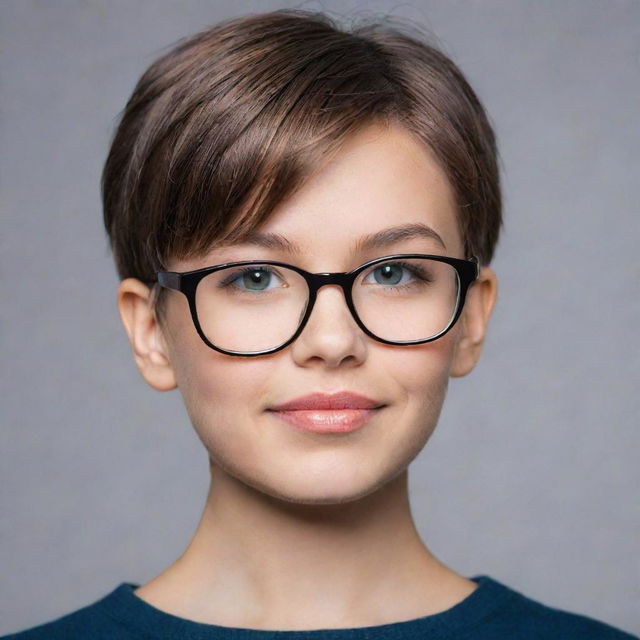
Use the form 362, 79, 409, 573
267, 392, 385, 434
268, 391, 383, 412
269, 408, 382, 434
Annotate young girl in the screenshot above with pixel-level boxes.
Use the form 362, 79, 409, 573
5, 8, 637, 639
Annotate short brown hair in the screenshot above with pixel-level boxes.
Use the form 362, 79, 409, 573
101, 8, 503, 325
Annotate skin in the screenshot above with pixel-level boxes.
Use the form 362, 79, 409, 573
117, 121, 498, 630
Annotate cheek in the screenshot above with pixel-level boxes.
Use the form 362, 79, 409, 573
163, 297, 273, 429
391, 331, 457, 402
170, 344, 276, 461
382, 335, 457, 449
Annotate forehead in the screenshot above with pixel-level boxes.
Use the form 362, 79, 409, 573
211, 221, 447, 257
178, 123, 461, 269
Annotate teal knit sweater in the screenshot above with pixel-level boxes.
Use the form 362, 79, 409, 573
3, 575, 638, 639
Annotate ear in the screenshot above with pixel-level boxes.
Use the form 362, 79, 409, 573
450, 266, 498, 378
116, 278, 177, 391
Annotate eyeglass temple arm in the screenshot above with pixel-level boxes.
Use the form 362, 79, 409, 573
155, 272, 181, 291
139, 272, 181, 291
469, 255, 480, 279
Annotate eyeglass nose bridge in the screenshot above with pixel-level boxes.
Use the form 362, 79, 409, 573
294, 269, 368, 339
307, 270, 355, 291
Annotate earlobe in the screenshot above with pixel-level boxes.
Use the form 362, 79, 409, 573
117, 278, 177, 391
449, 266, 498, 378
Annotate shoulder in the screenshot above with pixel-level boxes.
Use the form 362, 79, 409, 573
0, 588, 130, 639
484, 579, 639, 639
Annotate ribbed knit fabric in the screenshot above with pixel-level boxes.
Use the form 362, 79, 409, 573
3, 575, 638, 639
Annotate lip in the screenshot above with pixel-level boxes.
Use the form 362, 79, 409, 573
266, 391, 385, 435
268, 391, 384, 412
268, 408, 383, 434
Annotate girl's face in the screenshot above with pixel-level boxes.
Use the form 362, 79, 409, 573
142, 122, 491, 504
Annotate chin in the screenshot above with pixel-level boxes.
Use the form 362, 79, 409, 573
243, 462, 404, 507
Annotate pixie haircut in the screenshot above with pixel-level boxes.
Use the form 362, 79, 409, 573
102, 9, 503, 327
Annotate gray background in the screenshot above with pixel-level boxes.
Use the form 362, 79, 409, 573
1, 0, 639, 636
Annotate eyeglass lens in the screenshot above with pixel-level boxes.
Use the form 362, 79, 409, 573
194, 257, 460, 353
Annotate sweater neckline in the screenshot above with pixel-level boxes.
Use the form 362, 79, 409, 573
97, 574, 517, 639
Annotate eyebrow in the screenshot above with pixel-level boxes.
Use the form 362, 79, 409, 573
220, 222, 447, 255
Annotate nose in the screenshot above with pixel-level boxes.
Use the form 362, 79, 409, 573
290, 282, 365, 366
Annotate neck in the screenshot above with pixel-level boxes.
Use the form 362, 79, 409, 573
134, 462, 477, 629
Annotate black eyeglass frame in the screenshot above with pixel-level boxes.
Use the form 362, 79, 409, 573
147, 253, 480, 357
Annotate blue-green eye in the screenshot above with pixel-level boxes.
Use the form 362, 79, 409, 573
220, 266, 284, 292
362, 261, 433, 288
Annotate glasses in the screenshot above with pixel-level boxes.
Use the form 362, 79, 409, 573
149, 253, 480, 357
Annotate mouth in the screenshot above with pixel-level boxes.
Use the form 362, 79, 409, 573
266, 407, 385, 434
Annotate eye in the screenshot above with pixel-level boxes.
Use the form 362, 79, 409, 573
361, 261, 433, 289
219, 266, 285, 292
